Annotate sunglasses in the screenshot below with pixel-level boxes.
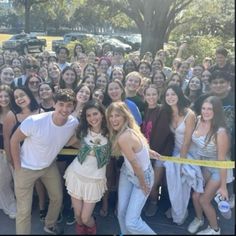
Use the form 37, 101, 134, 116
25, 65, 39, 70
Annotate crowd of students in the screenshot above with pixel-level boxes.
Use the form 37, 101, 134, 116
0, 42, 235, 235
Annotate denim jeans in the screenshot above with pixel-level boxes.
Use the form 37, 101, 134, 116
117, 163, 155, 234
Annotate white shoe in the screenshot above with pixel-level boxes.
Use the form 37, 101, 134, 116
197, 225, 221, 235
188, 217, 204, 234
3, 210, 16, 219
176, 210, 188, 225
9, 214, 16, 219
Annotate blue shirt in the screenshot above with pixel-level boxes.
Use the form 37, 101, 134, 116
124, 99, 142, 125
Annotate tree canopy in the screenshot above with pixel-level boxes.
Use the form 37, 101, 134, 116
4, 0, 234, 58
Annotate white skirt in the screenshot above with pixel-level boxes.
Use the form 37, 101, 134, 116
64, 164, 107, 203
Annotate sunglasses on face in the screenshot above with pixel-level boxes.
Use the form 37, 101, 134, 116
25, 65, 39, 70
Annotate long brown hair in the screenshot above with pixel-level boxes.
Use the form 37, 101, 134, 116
106, 101, 148, 155
201, 96, 228, 145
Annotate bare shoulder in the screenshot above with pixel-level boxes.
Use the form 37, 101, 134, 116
6, 110, 15, 118
118, 129, 135, 145
188, 108, 196, 117
4, 110, 16, 123
118, 130, 132, 142
186, 109, 196, 121
217, 128, 228, 137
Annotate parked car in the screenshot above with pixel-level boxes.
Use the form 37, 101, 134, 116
51, 32, 94, 52
102, 37, 132, 52
2, 33, 46, 54
116, 34, 141, 51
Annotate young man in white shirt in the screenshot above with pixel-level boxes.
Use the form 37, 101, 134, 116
11, 89, 79, 235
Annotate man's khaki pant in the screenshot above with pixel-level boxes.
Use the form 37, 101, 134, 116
14, 162, 63, 234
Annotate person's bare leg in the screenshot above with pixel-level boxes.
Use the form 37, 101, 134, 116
81, 202, 96, 227
199, 179, 220, 230
71, 197, 83, 225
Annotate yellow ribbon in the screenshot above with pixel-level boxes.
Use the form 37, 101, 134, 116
59, 149, 235, 169
160, 156, 234, 169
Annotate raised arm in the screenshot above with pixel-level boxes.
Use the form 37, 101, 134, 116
180, 110, 196, 158
3, 111, 16, 165
216, 129, 230, 200
176, 42, 188, 59
10, 127, 27, 170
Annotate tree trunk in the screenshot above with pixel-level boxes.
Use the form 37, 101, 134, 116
24, 0, 31, 33
140, 29, 165, 59
139, 0, 171, 58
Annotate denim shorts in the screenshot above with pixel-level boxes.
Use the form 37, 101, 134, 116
120, 163, 154, 190
202, 166, 220, 182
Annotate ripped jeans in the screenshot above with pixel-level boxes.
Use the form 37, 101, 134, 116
117, 163, 155, 235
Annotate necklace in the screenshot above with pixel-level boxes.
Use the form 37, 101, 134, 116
89, 129, 102, 145
89, 129, 101, 137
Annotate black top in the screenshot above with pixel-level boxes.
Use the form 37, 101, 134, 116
0, 123, 3, 149
40, 104, 55, 112
141, 105, 174, 156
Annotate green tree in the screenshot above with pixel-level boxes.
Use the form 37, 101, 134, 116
170, 0, 234, 40
87, 0, 194, 57
12, 0, 50, 33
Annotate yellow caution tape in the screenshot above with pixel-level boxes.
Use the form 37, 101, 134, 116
59, 149, 235, 169
59, 149, 78, 155
160, 156, 234, 169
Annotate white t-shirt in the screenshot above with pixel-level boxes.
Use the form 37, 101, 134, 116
20, 111, 78, 170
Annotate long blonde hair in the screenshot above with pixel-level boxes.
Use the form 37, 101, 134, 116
106, 101, 148, 155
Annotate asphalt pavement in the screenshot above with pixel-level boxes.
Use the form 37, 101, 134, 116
0, 189, 235, 235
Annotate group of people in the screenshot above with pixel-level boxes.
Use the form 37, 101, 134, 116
0, 41, 234, 235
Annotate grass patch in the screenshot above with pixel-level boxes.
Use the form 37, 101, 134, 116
0, 33, 63, 51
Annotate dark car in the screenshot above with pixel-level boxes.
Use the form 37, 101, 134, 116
51, 33, 93, 52
2, 33, 47, 54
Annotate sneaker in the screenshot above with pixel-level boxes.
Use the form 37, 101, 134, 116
3, 210, 16, 220
188, 217, 204, 234
66, 213, 76, 225
57, 212, 63, 224
44, 225, 64, 235
40, 209, 47, 222
197, 225, 221, 235
145, 201, 158, 217
176, 210, 188, 225
8, 213, 16, 219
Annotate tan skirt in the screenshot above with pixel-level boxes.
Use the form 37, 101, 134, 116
64, 167, 107, 203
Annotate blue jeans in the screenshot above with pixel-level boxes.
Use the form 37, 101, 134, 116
117, 164, 155, 234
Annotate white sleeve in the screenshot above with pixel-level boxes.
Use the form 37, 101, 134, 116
20, 116, 34, 137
